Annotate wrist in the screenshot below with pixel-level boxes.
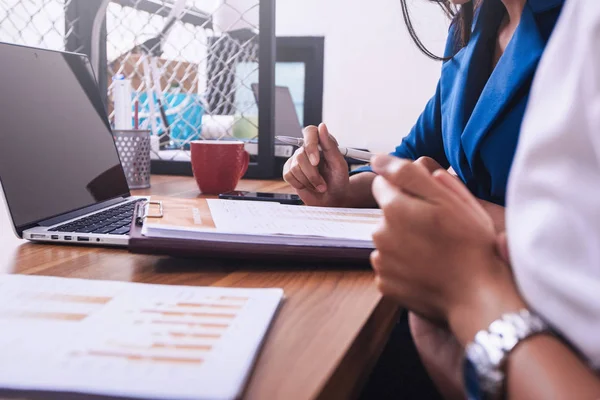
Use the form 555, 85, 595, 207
337, 191, 361, 208
344, 172, 378, 208
448, 260, 527, 347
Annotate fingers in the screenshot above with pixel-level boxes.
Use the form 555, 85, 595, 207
371, 251, 397, 294
314, 123, 348, 174
371, 218, 402, 255
288, 165, 312, 191
282, 148, 326, 193
301, 123, 346, 171
432, 170, 491, 223
288, 157, 315, 190
283, 161, 304, 191
317, 123, 337, 150
496, 232, 510, 264
296, 147, 327, 192
372, 174, 407, 212
414, 156, 443, 174
372, 174, 425, 220
284, 174, 304, 191
371, 252, 411, 303
371, 175, 432, 239
283, 155, 307, 190
317, 123, 342, 163
283, 158, 299, 186
302, 125, 320, 166
432, 170, 481, 211
371, 155, 447, 202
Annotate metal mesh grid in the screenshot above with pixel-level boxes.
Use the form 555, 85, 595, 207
0, 0, 81, 52
0, 0, 263, 162
106, 0, 261, 161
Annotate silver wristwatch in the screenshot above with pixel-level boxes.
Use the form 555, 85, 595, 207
463, 309, 550, 399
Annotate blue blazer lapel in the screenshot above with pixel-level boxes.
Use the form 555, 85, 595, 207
461, 4, 545, 168
439, 3, 503, 180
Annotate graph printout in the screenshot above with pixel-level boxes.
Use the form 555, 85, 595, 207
0, 275, 283, 400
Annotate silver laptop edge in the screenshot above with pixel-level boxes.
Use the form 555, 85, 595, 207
22, 197, 146, 247
0, 42, 146, 248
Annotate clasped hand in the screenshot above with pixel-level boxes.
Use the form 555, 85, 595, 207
369, 155, 513, 324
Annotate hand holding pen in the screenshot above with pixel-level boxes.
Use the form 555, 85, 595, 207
283, 123, 371, 207
276, 137, 374, 162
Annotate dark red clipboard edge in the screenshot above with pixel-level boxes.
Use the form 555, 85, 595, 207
128, 203, 373, 263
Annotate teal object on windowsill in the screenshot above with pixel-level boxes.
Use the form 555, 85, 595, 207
135, 92, 204, 147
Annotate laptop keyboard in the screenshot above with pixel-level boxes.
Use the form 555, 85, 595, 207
49, 200, 143, 236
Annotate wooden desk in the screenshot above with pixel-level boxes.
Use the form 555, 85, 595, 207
0, 176, 400, 400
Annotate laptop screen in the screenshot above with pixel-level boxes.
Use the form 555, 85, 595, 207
0, 43, 130, 231
251, 84, 303, 138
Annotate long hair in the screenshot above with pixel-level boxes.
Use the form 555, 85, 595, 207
400, 0, 476, 61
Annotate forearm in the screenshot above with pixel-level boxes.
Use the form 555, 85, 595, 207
449, 264, 600, 399
506, 334, 600, 399
342, 172, 378, 208
477, 199, 505, 232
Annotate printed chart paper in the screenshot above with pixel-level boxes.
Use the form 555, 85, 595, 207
0, 275, 283, 400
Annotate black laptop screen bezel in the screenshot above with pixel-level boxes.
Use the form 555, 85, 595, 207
0, 42, 131, 238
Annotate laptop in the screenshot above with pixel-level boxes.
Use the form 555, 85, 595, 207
242, 84, 302, 158
251, 83, 303, 139
0, 42, 146, 247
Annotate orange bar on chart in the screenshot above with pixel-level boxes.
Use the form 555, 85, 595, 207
0, 311, 87, 321
149, 320, 229, 329
152, 343, 213, 351
31, 293, 113, 305
108, 342, 213, 351
87, 351, 204, 365
167, 332, 222, 339
218, 296, 249, 302
142, 310, 236, 319
174, 303, 243, 310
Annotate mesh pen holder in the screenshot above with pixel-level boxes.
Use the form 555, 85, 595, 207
113, 130, 152, 189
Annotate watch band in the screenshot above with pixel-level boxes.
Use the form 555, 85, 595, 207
464, 309, 550, 398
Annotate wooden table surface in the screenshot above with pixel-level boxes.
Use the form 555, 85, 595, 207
0, 175, 401, 400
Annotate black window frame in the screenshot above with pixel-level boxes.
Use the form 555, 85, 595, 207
275, 36, 324, 128
64, 1, 325, 179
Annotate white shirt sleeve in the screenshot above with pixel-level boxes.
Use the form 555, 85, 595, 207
507, 0, 600, 369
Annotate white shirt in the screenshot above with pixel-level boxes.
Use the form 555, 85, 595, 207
507, 0, 600, 368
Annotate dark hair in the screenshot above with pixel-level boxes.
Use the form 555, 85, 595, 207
400, 0, 475, 61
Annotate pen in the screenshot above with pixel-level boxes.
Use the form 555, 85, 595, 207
276, 136, 374, 162
134, 100, 139, 130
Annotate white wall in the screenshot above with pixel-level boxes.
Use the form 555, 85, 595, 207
0, 0, 448, 154
276, 0, 450, 153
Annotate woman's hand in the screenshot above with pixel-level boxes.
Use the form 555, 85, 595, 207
415, 156, 507, 232
409, 313, 465, 400
369, 154, 519, 324
409, 233, 514, 400
413, 156, 446, 174
283, 123, 350, 207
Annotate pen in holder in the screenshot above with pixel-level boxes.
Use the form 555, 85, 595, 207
113, 129, 152, 189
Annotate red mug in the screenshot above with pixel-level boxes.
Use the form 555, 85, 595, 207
190, 140, 249, 195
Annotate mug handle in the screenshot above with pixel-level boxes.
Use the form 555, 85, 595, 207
239, 150, 250, 179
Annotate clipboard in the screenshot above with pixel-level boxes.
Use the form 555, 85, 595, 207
128, 200, 374, 263
134, 199, 164, 225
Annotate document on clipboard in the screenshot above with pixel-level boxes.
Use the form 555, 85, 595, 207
128, 197, 383, 262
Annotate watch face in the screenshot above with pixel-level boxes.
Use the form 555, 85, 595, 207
464, 358, 484, 400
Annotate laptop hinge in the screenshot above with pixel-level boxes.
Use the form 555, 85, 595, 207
38, 197, 129, 227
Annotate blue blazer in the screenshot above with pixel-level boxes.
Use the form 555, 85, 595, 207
356, 0, 563, 206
